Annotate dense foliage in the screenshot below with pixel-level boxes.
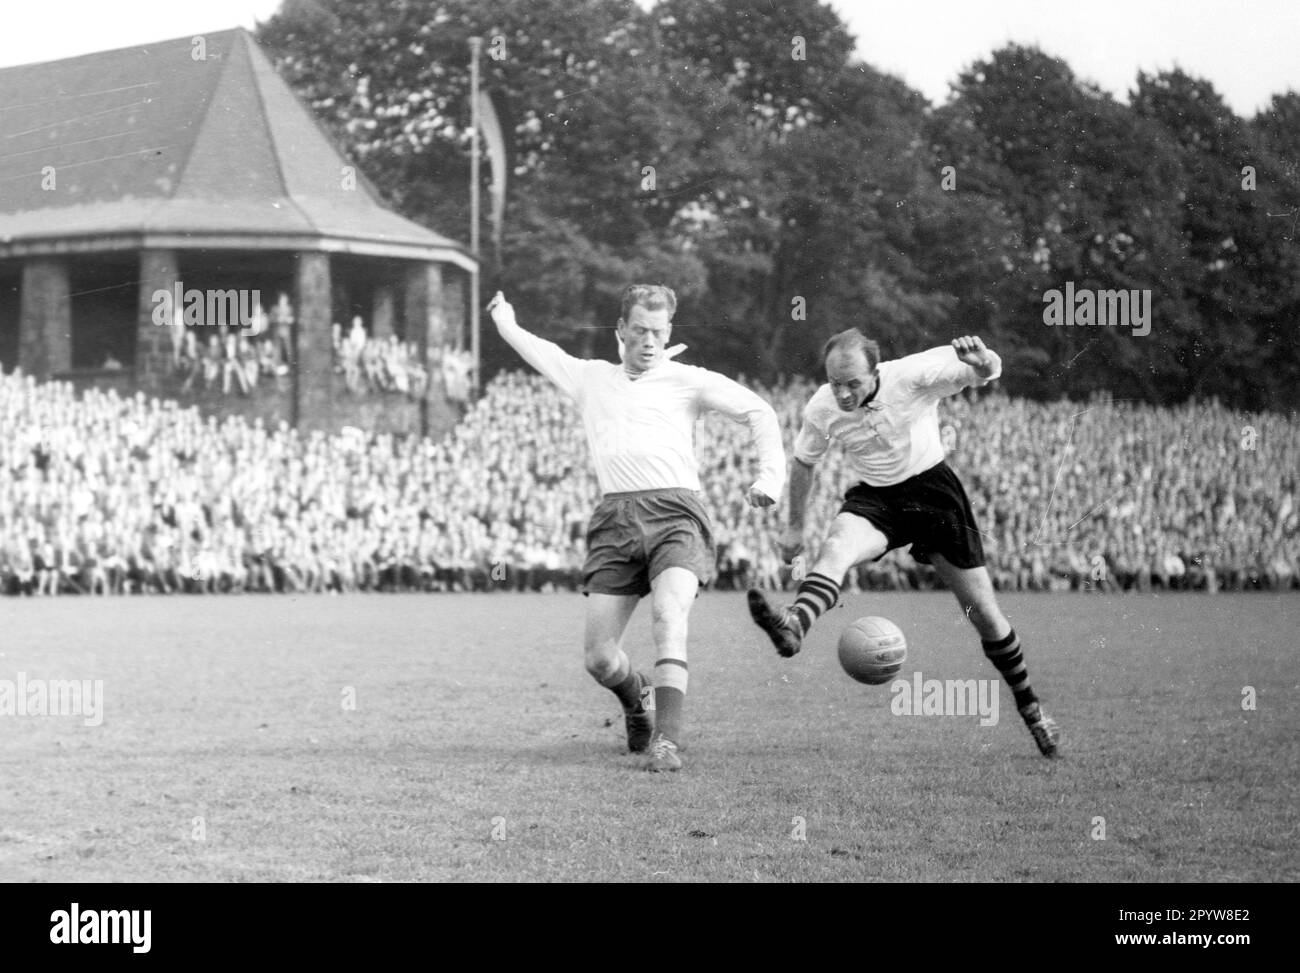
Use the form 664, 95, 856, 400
258, 0, 1300, 409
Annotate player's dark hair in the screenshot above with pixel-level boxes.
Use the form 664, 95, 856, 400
620, 284, 677, 322
822, 329, 881, 371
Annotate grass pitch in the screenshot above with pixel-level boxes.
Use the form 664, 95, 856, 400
1, 591, 1295, 882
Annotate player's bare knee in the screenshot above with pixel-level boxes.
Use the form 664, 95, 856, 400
819, 528, 885, 580
817, 534, 855, 578
651, 601, 689, 646
650, 570, 695, 629
583, 645, 620, 680
857, 535, 889, 568
582, 630, 622, 677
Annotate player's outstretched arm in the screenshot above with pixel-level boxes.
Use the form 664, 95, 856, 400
782, 407, 833, 561
487, 291, 584, 397
697, 373, 786, 508
779, 458, 816, 562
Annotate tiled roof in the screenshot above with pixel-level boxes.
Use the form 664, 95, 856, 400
0, 29, 470, 263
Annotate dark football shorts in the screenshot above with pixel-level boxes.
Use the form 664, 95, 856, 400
582, 488, 716, 597
840, 461, 986, 569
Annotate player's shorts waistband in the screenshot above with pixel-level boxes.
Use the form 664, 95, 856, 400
600, 487, 700, 500
857, 460, 950, 491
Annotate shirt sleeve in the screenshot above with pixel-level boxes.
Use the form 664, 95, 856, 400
696, 370, 787, 504
907, 345, 1002, 399
792, 400, 831, 466
494, 317, 587, 400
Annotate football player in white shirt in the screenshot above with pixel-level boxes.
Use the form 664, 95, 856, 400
747, 329, 1061, 757
489, 285, 786, 772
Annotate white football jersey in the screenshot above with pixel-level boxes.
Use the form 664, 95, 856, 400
498, 320, 786, 502
793, 345, 1000, 486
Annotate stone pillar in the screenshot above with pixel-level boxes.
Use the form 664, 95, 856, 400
404, 261, 445, 437
136, 250, 180, 393
18, 258, 71, 378
404, 262, 445, 351
443, 270, 467, 351
371, 282, 396, 339
294, 251, 333, 432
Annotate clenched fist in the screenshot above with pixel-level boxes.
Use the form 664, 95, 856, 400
951, 335, 994, 373
956, 333, 993, 366
487, 291, 516, 328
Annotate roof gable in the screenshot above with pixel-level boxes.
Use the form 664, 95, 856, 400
0, 29, 470, 263
175, 31, 284, 201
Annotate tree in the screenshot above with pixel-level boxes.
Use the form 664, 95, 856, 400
256, 6, 1300, 405
933, 46, 1198, 402
654, 1, 973, 378
260, 0, 770, 371
1134, 69, 1300, 408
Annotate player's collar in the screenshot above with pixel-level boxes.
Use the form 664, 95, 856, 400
620, 346, 686, 379
859, 369, 882, 409
617, 334, 687, 378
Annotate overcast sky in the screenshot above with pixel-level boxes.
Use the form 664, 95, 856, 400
0, 0, 1295, 117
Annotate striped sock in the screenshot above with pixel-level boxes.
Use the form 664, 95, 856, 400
790, 572, 841, 636
653, 658, 688, 743
981, 629, 1038, 711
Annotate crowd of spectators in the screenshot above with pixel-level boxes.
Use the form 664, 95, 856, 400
175, 329, 290, 396
171, 295, 291, 395
168, 295, 434, 400
333, 317, 429, 399
0, 367, 1295, 596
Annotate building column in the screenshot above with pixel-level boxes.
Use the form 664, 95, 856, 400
18, 258, 71, 378
371, 282, 396, 340
404, 261, 445, 436
404, 261, 445, 351
136, 250, 180, 393
294, 251, 333, 432
442, 269, 467, 352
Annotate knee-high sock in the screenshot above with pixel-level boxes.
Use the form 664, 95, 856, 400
981, 629, 1038, 711
653, 658, 688, 743
790, 572, 841, 635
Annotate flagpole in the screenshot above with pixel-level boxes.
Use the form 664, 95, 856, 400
469, 36, 483, 398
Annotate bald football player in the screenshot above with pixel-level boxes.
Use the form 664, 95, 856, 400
747, 329, 1061, 757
